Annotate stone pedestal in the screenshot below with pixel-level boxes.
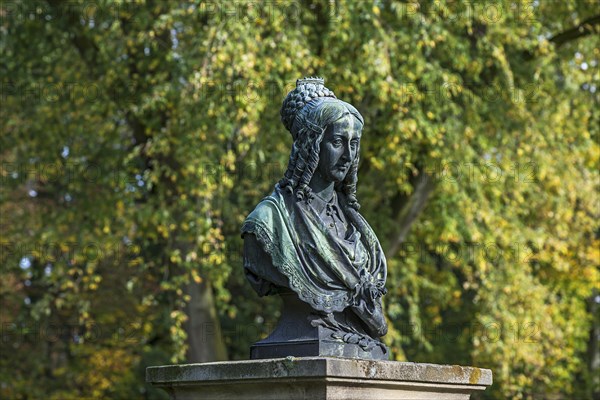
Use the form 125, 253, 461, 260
146, 357, 492, 400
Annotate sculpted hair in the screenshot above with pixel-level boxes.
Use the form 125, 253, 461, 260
279, 96, 364, 210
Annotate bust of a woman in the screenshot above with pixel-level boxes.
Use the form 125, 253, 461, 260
242, 77, 388, 360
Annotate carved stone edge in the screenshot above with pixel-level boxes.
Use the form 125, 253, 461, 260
146, 357, 492, 387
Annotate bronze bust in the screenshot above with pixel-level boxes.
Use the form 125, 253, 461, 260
242, 77, 388, 360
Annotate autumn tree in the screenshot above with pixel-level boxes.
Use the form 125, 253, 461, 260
1, 1, 598, 399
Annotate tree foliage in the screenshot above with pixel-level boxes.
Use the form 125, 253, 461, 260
1, 1, 598, 399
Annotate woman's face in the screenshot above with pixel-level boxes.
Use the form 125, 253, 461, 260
316, 114, 362, 183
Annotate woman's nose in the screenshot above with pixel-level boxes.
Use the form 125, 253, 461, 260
341, 142, 352, 161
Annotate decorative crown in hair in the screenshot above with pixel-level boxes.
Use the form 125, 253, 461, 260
296, 76, 325, 86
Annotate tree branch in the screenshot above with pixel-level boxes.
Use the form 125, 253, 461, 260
550, 14, 600, 48
386, 172, 435, 257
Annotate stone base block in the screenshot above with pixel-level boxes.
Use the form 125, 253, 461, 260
251, 325, 388, 360
146, 357, 492, 400
247, 292, 389, 361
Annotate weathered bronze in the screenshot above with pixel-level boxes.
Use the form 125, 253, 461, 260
241, 77, 388, 360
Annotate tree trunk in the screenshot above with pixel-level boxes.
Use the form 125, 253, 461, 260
184, 279, 228, 362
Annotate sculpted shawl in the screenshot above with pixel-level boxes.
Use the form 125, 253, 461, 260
241, 185, 387, 337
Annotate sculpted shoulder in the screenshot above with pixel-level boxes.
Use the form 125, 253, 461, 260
242, 190, 285, 233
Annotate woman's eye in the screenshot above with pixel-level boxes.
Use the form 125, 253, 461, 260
332, 139, 343, 146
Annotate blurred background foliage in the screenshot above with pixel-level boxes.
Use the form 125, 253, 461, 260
1, 0, 598, 399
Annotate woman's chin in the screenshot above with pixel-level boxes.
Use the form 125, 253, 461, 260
331, 174, 346, 183
330, 168, 349, 182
